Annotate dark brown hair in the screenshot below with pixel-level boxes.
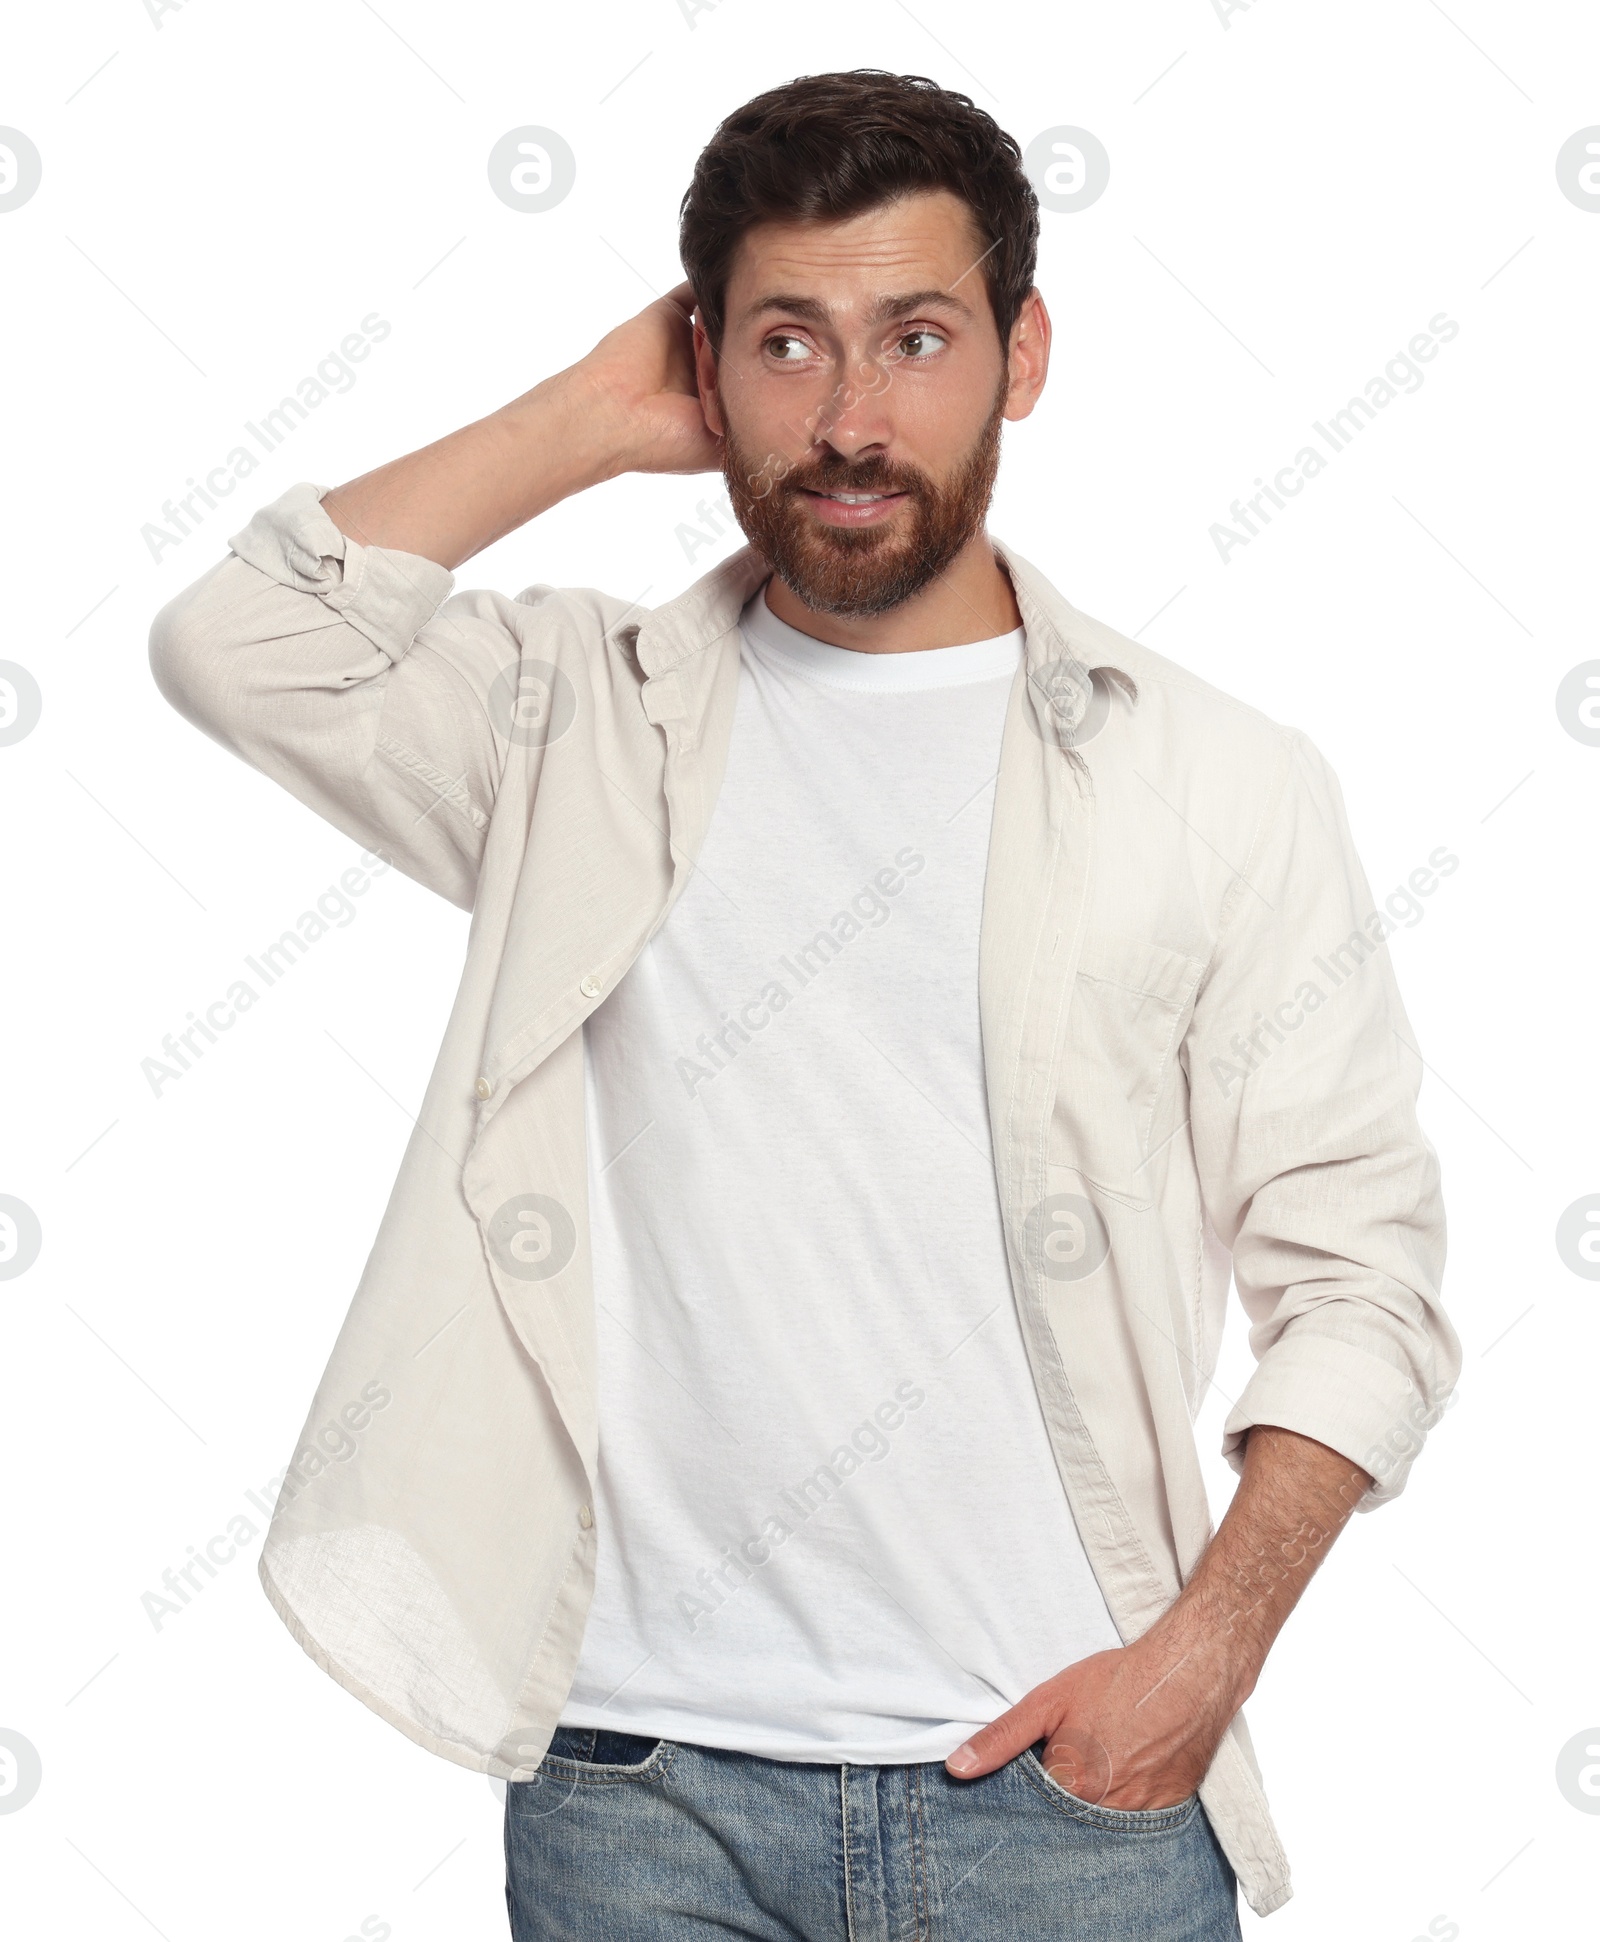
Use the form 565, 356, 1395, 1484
679, 70, 1039, 351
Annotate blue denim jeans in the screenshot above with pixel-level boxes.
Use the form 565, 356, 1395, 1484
505, 1727, 1242, 1939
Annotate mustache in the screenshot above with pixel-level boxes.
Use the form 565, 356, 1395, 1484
779, 454, 927, 498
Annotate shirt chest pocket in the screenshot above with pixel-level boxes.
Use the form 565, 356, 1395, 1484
1055, 932, 1205, 1201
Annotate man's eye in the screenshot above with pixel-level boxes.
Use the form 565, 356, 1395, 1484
764, 335, 812, 361
896, 329, 947, 359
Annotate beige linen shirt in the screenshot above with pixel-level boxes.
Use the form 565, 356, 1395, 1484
149, 482, 1457, 1917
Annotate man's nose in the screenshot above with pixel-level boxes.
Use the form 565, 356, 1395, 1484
811, 363, 895, 458
813, 433, 891, 470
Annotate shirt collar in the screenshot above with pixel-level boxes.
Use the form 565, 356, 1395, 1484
986, 536, 1142, 706
631, 534, 1143, 711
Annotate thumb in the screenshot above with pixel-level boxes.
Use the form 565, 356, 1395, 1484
944, 1693, 1050, 1780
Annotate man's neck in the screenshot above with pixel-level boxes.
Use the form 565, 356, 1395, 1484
761, 528, 1022, 654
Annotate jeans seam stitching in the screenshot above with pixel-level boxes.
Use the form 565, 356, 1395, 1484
909, 1763, 929, 1941
840, 1768, 858, 1942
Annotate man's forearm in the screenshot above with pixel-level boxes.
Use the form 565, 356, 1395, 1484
319, 281, 721, 572
320, 368, 617, 571
1134, 1425, 1372, 1715
946, 1425, 1373, 1804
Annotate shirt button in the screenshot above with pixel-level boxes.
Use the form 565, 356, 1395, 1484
577, 1504, 594, 1530
474, 1076, 492, 1100
579, 975, 601, 999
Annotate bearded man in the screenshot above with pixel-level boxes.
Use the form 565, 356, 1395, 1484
151, 68, 1456, 1941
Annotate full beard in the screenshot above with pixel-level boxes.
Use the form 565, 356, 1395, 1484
721, 383, 1007, 620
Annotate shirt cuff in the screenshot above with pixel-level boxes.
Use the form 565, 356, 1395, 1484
1220, 1331, 1450, 1508
228, 481, 456, 665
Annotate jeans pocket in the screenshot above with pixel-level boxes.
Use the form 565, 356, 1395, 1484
1020, 1749, 1200, 1831
541, 1727, 668, 1775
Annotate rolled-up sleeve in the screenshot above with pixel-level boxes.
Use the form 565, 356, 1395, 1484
149, 482, 517, 909
1184, 730, 1460, 1506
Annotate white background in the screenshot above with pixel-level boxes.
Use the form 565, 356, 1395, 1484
2, 1, 1597, 1936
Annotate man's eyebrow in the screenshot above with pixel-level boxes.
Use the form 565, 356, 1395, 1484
737, 287, 976, 329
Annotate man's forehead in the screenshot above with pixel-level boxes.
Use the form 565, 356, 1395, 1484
725, 192, 990, 318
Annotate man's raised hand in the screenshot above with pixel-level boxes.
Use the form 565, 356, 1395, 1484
574, 280, 725, 481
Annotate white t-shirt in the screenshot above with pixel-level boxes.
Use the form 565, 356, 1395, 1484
561, 584, 1122, 1763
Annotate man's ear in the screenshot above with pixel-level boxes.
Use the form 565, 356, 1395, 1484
693, 315, 727, 439
1002, 288, 1051, 424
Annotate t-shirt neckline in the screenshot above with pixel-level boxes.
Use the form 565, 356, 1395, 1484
740, 584, 1024, 693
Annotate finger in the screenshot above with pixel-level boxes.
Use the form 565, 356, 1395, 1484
657, 280, 698, 329
944, 1693, 1051, 1780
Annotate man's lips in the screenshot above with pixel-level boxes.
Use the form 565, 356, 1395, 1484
796, 486, 911, 528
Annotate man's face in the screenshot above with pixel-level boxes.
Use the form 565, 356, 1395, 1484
694, 190, 1047, 618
